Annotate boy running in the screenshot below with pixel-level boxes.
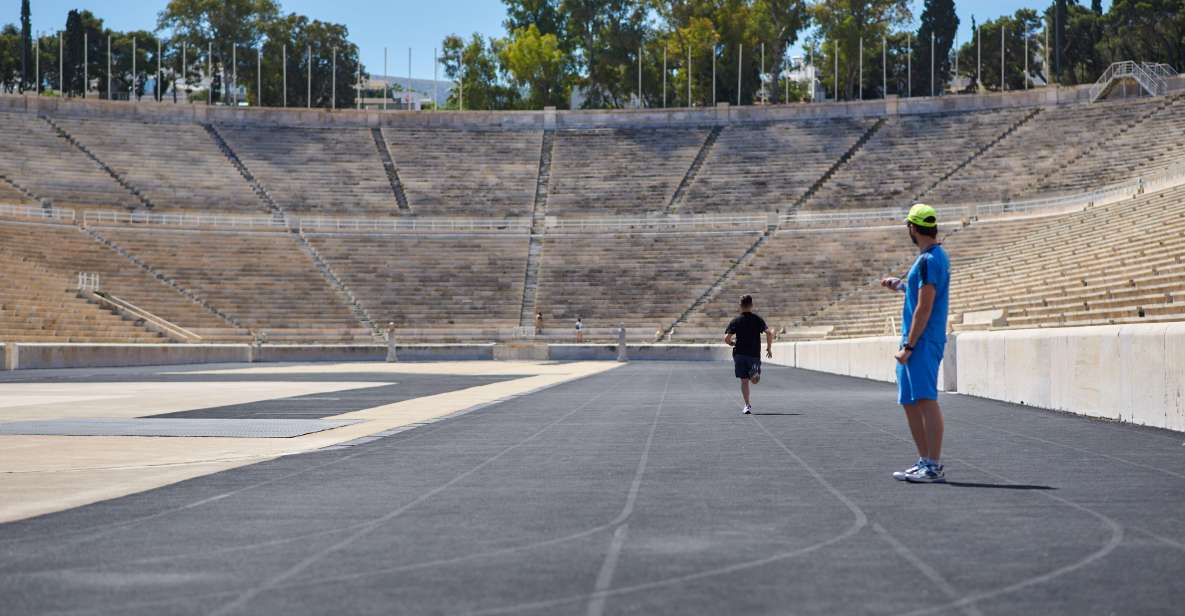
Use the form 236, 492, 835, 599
724, 295, 774, 415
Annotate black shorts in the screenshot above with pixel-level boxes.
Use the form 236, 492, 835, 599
733, 355, 761, 379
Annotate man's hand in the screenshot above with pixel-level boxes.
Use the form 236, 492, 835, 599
881, 277, 903, 292
894, 348, 912, 365
766, 348, 773, 360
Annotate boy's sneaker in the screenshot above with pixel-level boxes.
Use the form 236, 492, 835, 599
892, 458, 927, 482
742, 405, 752, 415
905, 462, 946, 483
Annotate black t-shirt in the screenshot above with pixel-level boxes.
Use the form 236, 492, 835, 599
726, 312, 768, 358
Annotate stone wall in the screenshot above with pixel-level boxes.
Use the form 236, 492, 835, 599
768, 324, 1185, 433
0, 81, 1103, 130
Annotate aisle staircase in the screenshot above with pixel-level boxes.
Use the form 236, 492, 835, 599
667, 126, 723, 213
519, 130, 555, 328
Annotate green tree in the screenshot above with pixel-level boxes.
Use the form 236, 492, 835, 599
158, 0, 280, 102
251, 14, 363, 108
1, 24, 19, 92
1104, 0, 1185, 71
20, 0, 31, 90
659, 0, 810, 107
1047, 2, 1106, 85
441, 33, 519, 110
913, 0, 958, 97
809, 0, 910, 100
564, 0, 650, 107
500, 24, 572, 108
956, 10, 1042, 92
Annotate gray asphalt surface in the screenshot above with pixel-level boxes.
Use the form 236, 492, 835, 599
1, 362, 1183, 615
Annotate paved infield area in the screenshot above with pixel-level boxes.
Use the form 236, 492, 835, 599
1, 362, 1184, 615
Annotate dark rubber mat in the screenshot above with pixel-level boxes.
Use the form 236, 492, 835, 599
0, 418, 360, 438
152, 374, 521, 420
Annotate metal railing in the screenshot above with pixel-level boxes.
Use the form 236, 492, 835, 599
82, 209, 287, 229
0, 203, 75, 222
77, 272, 100, 291
549, 213, 772, 232
298, 216, 531, 233
1090, 61, 1170, 102
89, 291, 203, 342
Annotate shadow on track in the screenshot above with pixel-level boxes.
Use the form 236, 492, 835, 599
749, 413, 802, 416
941, 481, 1056, 491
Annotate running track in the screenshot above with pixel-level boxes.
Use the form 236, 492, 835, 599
2, 362, 1183, 615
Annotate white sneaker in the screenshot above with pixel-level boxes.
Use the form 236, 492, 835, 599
905, 462, 946, 483
893, 458, 926, 482
742, 405, 752, 415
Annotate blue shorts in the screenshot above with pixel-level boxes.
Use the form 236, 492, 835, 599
734, 355, 761, 380
896, 341, 943, 405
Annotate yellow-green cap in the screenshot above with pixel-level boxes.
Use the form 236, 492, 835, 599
906, 203, 938, 228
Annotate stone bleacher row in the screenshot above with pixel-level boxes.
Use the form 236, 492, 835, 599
806, 108, 1033, 210
535, 231, 762, 330
1, 98, 1184, 218
683, 226, 921, 333
804, 186, 1185, 337
2, 94, 1185, 343
304, 233, 529, 329
2, 187, 1185, 343
0, 250, 162, 343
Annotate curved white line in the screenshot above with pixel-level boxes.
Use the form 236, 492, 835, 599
463, 379, 871, 616
843, 415, 1126, 616
207, 384, 622, 616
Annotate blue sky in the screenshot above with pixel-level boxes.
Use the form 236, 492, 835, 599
2, 1, 1107, 79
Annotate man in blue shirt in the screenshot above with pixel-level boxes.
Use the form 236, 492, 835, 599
880, 204, 950, 483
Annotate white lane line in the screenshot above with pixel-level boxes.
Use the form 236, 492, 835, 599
470, 365, 867, 616
0, 366, 616, 554
587, 523, 630, 616
843, 416, 1126, 616
208, 386, 618, 616
872, 523, 984, 616
952, 417, 1185, 481
585, 367, 672, 616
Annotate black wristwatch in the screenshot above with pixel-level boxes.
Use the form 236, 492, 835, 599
902, 343, 915, 352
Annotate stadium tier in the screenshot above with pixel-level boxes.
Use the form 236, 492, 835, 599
0, 220, 236, 339
683, 117, 877, 213
303, 232, 529, 330
804, 108, 1036, 210
0, 251, 164, 343
89, 226, 369, 342
0, 111, 141, 210
547, 128, 710, 215
1, 91, 1185, 343
535, 230, 762, 330
383, 128, 542, 216
218, 126, 398, 215
52, 117, 262, 213
681, 226, 921, 334
805, 185, 1185, 336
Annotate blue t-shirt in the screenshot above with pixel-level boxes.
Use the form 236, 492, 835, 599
901, 244, 950, 350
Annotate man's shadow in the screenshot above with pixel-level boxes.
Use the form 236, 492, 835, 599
750, 412, 802, 416
941, 481, 1055, 490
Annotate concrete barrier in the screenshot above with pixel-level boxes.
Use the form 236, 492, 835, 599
255, 345, 386, 363
957, 323, 1185, 432
9, 344, 248, 370
395, 344, 496, 361
549, 344, 732, 361
767, 336, 951, 391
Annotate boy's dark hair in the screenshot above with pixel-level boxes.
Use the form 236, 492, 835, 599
740, 294, 754, 308
910, 222, 938, 238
